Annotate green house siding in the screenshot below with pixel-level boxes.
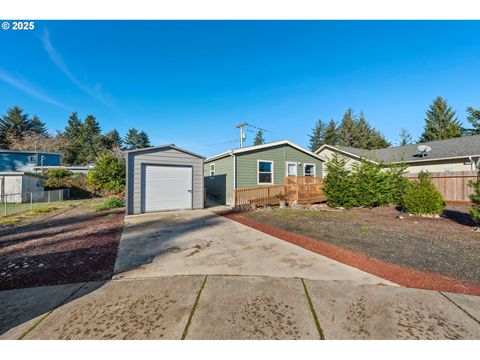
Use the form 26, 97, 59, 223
204, 156, 234, 204
204, 143, 323, 205
235, 144, 323, 189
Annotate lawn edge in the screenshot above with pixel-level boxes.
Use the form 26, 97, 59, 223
217, 210, 480, 297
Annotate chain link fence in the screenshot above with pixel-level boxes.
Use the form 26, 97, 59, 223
1, 189, 70, 217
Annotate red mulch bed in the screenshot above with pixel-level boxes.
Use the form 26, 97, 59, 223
218, 210, 480, 296
0, 201, 125, 291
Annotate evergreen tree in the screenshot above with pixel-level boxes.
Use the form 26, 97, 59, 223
102, 129, 123, 150
466, 106, 480, 135
124, 128, 151, 150
62, 112, 84, 165
469, 172, 480, 225
337, 108, 358, 147
80, 114, 103, 163
0, 106, 47, 147
323, 119, 338, 145
308, 119, 326, 151
419, 97, 463, 142
398, 128, 413, 146
30, 115, 47, 135
64, 112, 83, 139
253, 129, 265, 146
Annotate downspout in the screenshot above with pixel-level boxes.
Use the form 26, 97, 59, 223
231, 151, 236, 206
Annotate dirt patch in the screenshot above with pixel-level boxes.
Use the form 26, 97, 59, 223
218, 205, 480, 296
0, 199, 125, 291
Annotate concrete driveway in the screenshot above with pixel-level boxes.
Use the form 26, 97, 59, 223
2, 209, 480, 340
113, 209, 391, 284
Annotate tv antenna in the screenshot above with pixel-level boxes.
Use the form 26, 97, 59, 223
417, 144, 432, 158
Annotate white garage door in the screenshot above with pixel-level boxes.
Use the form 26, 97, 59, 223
143, 165, 192, 212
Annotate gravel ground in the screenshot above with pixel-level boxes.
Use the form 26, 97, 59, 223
244, 205, 480, 286
0, 199, 125, 291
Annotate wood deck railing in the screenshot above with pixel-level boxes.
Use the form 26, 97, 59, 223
234, 176, 325, 208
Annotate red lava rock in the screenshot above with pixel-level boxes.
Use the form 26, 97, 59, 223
218, 210, 480, 297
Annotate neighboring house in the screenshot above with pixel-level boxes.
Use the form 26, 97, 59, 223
0, 149, 61, 172
204, 140, 324, 205
31, 165, 94, 174
0, 172, 44, 203
315, 134, 480, 174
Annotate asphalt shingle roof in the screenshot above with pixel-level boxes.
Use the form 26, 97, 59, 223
336, 134, 480, 163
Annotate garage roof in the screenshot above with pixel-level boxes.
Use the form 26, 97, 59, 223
124, 144, 205, 159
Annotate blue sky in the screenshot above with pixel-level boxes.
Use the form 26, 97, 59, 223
1, 21, 479, 156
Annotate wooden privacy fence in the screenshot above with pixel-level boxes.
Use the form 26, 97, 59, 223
234, 176, 326, 208
405, 171, 478, 203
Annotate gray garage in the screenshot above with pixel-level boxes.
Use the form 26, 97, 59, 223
125, 145, 205, 215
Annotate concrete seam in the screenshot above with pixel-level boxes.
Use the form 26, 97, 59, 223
301, 278, 325, 340
17, 282, 88, 340
439, 292, 480, 326
181, 275, 207, 340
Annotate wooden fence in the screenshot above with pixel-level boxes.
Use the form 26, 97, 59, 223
234, 176, 325, 208
405, 171, 478, 203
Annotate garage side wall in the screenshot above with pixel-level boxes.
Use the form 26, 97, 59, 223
127, 147, 204, 215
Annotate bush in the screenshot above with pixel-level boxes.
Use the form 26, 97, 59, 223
469, 172, 480, 225
402, 171, 445, 215
44, 169, 91, 198
323, 153, 408, 208
87, 153, 126, 195
95, 197, 125, 212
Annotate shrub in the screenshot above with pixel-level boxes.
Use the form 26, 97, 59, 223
403, 171, 445, 215
95, 197, 125, 212
469, 171, 480, 225
323, 153, 408, 208
44, 169, 91, 198
87, 153, 126, 195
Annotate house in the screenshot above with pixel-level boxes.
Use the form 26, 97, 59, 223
204, 140, 324, 205
0, 172, 45, 203
0, 149, 61, 172
125, 145, 205, 215
315, 134, 480, 174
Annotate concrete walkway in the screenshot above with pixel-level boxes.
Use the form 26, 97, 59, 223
1, 209, 480, 339
1, 275, 480, 340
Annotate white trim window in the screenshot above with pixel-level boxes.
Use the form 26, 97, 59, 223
304, 163, 316, 176
209, 163, 215, 178
28, 155, 36, 163
286, 161, 298, 176
257, 160, 273, 185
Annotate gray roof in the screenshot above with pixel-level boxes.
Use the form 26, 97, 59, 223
334, 134, 480, 163
123, 144, 205, 159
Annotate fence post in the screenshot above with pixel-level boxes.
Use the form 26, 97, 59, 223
30, 192, 33, 210
3, 195, 6, 217
48, 190, 50, 203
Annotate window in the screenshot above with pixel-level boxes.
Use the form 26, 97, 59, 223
304, 163, 315, 176
209, 164, 215, 178
28, 155, 36, 163
258, 160, 273, 184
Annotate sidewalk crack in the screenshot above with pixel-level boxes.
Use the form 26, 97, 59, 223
439, 292, 480, 326
181, 275, 207, 340
301, 278, 325, 340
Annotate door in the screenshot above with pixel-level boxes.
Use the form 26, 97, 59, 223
286, 162, 298, 176
143, 165, 192, 212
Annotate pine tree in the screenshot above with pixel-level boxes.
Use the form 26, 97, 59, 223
337, 108, 358, 147
0, 106, 47, 147
398, 128, 413, 146
79, 115, 104, 163
308, 119, 326, 151
419, 97, 463, 142
323, 119, 338, 145
466, 106, 480, 135
124, 128, 151, 150
64, 112, 83, 139
102, 129, 123, 150
253, 129, 265, 146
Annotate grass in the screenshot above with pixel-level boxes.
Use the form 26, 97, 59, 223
95, 198, 125, 212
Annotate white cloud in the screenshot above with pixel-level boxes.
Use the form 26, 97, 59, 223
40, 28, 116, 110
0, 68, 70, 110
